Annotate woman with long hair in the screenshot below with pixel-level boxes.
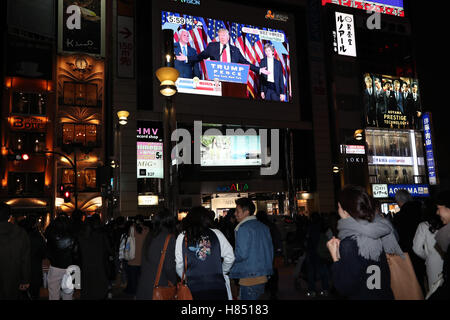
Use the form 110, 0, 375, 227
136, 209, 178, 300
327, 185, 403, 300
175, 206, 235, 300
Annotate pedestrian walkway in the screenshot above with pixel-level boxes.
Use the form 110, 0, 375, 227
37, 263, 339, 300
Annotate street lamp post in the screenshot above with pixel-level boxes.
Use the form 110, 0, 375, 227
115, 110, 129, 217
156, 63, 179, 214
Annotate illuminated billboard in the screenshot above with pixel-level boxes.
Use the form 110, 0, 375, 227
322, 0, 404, 17
161, 11, 292, 102
362, 74, 422, 129
137, 122, 163, 179
366, 129, 426, 185
200, 135, 261, 166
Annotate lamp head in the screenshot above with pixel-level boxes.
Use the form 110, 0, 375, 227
117, 110, 129, 125
354, 129, 364, 141
156, 67, 179, 97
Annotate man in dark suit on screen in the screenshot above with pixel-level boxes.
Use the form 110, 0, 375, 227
175, 28, 270, 77
173, 29, 202, 79
374, 77, 386, 126
411, 83, 422, 129
259, 43, 285, 102
363, 75, 376, 127
393, 80, 404, 113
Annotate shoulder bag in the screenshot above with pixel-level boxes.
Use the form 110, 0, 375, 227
386, 252, 424, 300
176, 236, 193, 300
153, 234, 177, 300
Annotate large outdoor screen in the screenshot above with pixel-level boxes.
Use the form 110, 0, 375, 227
200, 135, 261, 166
161, 11, 292, 102
322, 0, 404, 17
362, 73, 422, 130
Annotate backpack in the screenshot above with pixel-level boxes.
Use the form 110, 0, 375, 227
122, 226, 136, 261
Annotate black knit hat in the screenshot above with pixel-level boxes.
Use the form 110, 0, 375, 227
436, 190, 450, 208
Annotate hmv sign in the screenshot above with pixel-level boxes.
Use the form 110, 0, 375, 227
58, 0, 105, 56
137, 121, 163, 179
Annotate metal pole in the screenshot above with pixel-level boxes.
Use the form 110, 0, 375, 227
74, 150, 78, 211
163, 97, 171, 211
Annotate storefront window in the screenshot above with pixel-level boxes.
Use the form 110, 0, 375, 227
86, 125, 97, 146
366, 129, 426, 184
63, 124, 75, 144
10, 133, 46, 153
74, 124, 86, 144
62, 124, 98, 147
62, 82, 98, 107
8, 172, 44, 195
84, 168, 97, 189
12, 92, 47, 115
61, 168, 97, 191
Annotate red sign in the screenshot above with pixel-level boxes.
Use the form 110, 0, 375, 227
10, 116, 47, 132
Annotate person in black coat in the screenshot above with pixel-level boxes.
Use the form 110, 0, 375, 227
136, 209, 178, 300
393, 189, 426, 293
259, 43, 285, 102
174, 29, 202, 79
77, 214, 113, 300
176, 28, 270, 76
19, 215, 46, 300
0, 202, 31, 299
45, 214, 80, 300
305, 212, 330, 297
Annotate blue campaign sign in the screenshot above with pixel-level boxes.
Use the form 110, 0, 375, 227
423, 113, 437, 185
204, 60, 249, 84
388, 184, 430, 198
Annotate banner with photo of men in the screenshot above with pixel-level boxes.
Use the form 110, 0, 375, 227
363, 73, 422, 129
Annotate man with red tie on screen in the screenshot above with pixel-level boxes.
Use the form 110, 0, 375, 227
176, 28, 270, 77
260, 43, 285, 102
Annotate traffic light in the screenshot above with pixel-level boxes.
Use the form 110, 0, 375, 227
7, 153, 30, 161
63, 188, 71, 203
61, 185, 72, 203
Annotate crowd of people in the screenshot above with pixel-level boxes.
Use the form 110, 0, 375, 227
0, 187, 449, 301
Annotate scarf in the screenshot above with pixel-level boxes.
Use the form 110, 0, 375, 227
338, 214, 404, 262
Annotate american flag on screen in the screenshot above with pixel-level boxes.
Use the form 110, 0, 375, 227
162, 11, 291, 100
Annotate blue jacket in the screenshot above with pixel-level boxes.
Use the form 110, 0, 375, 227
229, 216, 273, 279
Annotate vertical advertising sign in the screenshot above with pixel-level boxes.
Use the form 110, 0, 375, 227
334, 12, 356, 57
117, 0, 135, 78
137, 122, 164, 179
58, 0, 106, 56
423, 113, 437, 185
